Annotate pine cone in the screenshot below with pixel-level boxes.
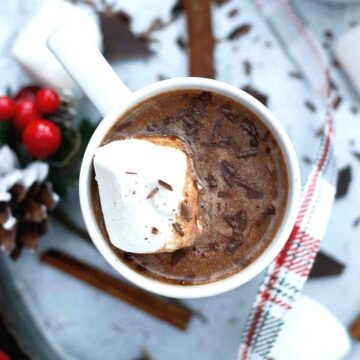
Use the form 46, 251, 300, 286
0, 146, 59, 259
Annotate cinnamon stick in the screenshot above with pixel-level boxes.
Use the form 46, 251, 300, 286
184, 0, 215, 78
40, 250, 192, 330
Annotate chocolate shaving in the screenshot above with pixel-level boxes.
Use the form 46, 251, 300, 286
236, 148, 258, 159
323, 30, 333, 40
243, 60, 252, 75
288, 71, 304, 80
228, 8, 238, 18
221, 104, 238, 123
180, 201, 192, 221
158, 180, 173, 191
352, 216, 360, 228
172, 222, 185, 237
125, 171, 138, 175
227, 24, 252, 40
176, 36, 187, 51
304, 100, 317, 112
242, 85, 268, 106
151, 227, 159, 235
210, 119, 222, 144
221, 160, 236, 176
224, 210, 247, 236
309, 251, 345, 279
205, 174, 218, 188
335, 165, 351, 199
234, 177, 264, 199
146, 187, 159, 199
333, 96, 342, 110
241, 120, 259, 147
225, 238, 242, 254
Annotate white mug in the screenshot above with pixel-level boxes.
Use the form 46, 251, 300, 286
48, 26, 301, 299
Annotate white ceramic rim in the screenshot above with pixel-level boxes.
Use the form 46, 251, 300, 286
79, 77, 301, 299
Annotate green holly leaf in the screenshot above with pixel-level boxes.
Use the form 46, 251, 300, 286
0, 121, 10, 146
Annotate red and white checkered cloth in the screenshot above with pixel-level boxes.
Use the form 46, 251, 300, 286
238, 1, 336, 359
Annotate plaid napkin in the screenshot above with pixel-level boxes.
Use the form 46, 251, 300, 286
238, 1, 336, 359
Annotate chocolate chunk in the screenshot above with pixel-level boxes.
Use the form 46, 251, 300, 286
158, 180, 173, 191
151, 227, 159, 235
146, 187, 159, 199
170, 249, 187, 265
288, 71, 304, 80
205, 174, 218, 188
227, 24, 252, 40
304, 100, 317, 112
228, 8, 238, 18
180, 201, 192, 221
172, 222, 185, 236
243, 60, 252, 75
241, 120, 259, 147
309, 251, 345, 279
221, 160, 236, 176
333, 96, 342, 110
242, 85, 268, 106
224, 210, 247, 235
236, 148, 258, 159
225, 238, 242, 254
210, 119, 222, 144
335, 165, 351, 199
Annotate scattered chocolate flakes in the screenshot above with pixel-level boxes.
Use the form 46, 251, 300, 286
242, 85, 268, 106
221, 160, 236, 176
227, 24, 252, 40
288, 71, 304, 80
236, 148, 258, 159
234, 177, 264, 199
323, 29, 333, 40
176, 36, 187, 51
172, 222, 185, 236
205, 174, 218, 188
353, 152, 360, 162
146, 187, 159, 199
210, 119, 222, 144
180, 201, 192, 221
221, 104, 238, 123
335, 165, 352, 199
228, 8, 238, 18
353, 216, 360, 228
224, 210, 247, 236
304, 100, 317, 112
226, 238, 242, 255
170, 249, 187, 265
125, 171, 137, 175
241, 120, 259, 147
333, 96, 342, 110
309, 251, 345, 279
243, 60, 252, 75
350, 106, 359, 114
351, 315, 360, 341
151, 227, 159, 235
302, 156, 312, 165
158, 180, 173, 191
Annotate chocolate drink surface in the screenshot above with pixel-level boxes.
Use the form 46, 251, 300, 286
91, 90, 288, 285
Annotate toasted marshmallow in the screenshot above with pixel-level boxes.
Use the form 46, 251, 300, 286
93, 136, 202, 253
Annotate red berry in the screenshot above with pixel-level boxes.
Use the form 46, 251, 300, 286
36, 88, 60, 114
13, 99, 41, 130
15, 85, 41, 100
23, 119, 62, 158
0, 96, 15, 121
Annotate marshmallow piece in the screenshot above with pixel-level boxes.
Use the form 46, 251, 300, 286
12, 0, 102, 99
270, 294, 351, 360
94, 136, 202, 253
335, 26, 360, 95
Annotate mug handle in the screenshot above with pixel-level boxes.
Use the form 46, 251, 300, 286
47, 24, 132, 117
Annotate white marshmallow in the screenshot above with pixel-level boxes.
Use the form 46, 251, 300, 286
12, 0, 102, 99
270, 294, 351, 360
94, 137, 201, 253
335, 26, 360, 95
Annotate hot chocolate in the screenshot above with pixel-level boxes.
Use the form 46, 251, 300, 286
91, 90, 288, 285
